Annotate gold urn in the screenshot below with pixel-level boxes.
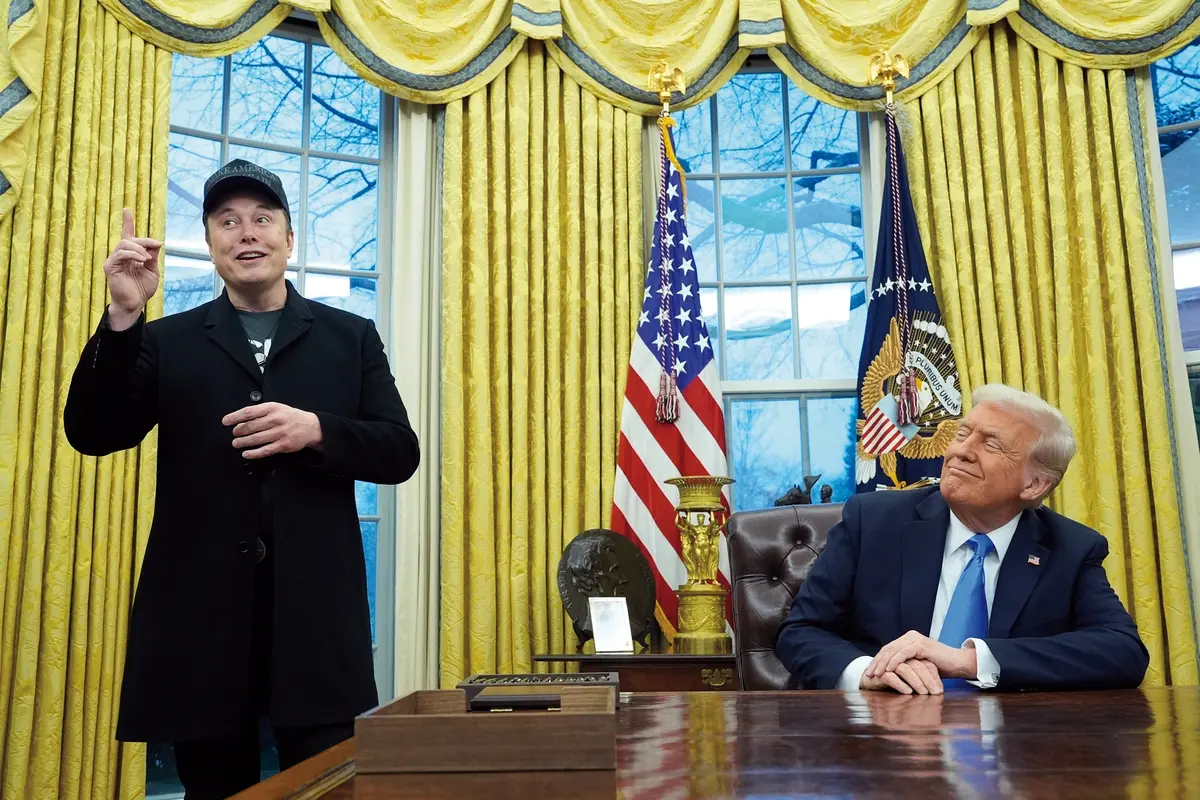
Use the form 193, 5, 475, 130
665, 476, 734, 655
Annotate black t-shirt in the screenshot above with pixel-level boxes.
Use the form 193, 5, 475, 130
237, 309, 283, 372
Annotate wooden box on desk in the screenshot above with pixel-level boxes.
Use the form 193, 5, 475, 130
353, 687, 616, 774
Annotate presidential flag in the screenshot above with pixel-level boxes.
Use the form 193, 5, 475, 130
611, 117, 730, 637
855, 106, 962, 492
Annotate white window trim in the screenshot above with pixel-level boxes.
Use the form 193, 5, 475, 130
1168, 237, 1200, 367
1153, 115, 1200, 366
388, 100, 443, 697
1148, 95, 1200, 659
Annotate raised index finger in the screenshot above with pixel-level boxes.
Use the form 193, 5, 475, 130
122, 208, 135, 239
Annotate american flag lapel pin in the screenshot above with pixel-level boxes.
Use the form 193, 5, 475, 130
1027, 554, 1041, 566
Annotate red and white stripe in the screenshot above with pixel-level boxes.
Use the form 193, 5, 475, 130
611, 340, 731, 633
861, 405, 908, 455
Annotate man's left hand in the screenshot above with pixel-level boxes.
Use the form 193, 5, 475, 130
866, 631, 977, 681
223, 402, 323, 459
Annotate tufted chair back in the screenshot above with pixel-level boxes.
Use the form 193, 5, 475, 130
727, 503, 842, 690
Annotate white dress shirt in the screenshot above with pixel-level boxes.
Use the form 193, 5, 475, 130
836, 511, 1022, 691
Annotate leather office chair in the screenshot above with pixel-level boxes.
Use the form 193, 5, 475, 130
727, 503, 843, 690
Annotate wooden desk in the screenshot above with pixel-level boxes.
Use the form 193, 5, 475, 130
533, 651, 739, 692
236, 687, 1200, 799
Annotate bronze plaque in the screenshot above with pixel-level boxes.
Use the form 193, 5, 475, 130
557, 529, 656, 649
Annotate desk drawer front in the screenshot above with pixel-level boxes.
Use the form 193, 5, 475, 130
580, 662, 738, 692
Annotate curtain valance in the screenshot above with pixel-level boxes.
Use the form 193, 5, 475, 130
770, 1, 1200, 109
5, 1, 1200, 214
82, 1, 1200, 112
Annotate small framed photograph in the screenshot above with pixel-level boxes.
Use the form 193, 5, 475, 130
588, 597, 634, 654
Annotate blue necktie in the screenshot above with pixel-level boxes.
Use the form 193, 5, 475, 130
939, 534, 994, 689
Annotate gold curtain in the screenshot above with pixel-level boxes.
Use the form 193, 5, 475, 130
769, 0, 1200, 110
0, 0, 44, 220
900, 21, 1198, 687
0, 0, 168, 795
83, 1, 1200, 114
1, 0, 1195, 218
439, 41, 643, 684
0, 0, 1193, 237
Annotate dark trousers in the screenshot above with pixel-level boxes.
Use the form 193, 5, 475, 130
173, 521, 353, 799
174, 721, 354, 799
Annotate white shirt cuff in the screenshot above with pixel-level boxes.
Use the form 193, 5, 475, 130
836, 655, 873, 691
965, 638, 1000, 688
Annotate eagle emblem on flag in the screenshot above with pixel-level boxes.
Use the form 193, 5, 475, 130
856, 316, 962, 487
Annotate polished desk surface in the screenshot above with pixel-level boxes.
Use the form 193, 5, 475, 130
238, 687, 1200, 799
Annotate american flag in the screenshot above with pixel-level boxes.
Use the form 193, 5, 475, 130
860, 395, 910, 455
611, 122, 731, 637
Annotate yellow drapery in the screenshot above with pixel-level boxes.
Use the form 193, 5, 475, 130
83, 0, 1200, 109
0, 0, 168, 796
0, 0, 44, 221
439, 41, 643, 684
0, 14, 1195, 796
900, 21, 1198, 687
3, 1, 1200, 213
769, 0, 1200, 110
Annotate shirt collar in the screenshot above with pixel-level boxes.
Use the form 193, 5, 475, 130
946, 510, 1022, 562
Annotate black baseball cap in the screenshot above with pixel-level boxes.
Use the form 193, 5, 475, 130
202, 159, 290, 221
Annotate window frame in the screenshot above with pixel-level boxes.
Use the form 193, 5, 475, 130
1151, 80, 1200, 367
1166, 237, 1200, 367
675, 60, 877, 508
163, 19, 397, 699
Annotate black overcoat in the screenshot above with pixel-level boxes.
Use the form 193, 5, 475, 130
64, 282, 419, 742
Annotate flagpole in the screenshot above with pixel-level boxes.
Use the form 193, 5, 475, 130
868, 52, 924, 426
632, 61, 737, 652
854, 52, 962, 492
647, 61, 688, 423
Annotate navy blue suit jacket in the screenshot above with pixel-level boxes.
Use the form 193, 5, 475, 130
775, 487, 1149, 691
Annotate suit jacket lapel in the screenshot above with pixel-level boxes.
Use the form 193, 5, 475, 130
205, 293, 263, 383
988, 509, 1050, 639
900, 490, 951, 636
267, 281, 313, 362
204, 282, 313, 380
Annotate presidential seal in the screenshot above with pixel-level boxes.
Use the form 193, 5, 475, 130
856, 313, 962, 489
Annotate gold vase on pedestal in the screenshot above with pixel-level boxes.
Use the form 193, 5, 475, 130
665, 476, 734, 655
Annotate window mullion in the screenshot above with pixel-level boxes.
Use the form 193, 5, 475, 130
299, 39, 313, 288
682, 68, 870, 510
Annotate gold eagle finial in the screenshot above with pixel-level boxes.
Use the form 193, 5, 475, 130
649, 61, 687, 115
868, 52, 910, 106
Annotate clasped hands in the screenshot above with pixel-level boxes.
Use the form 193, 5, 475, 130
860, 631, 979, 695
222, 402, 323, 459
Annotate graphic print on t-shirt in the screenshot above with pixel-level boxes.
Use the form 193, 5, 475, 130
237, 309, 284, 374
248, 338, 271, 370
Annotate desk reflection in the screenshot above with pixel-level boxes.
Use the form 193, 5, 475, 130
617, 688, 1189, 800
